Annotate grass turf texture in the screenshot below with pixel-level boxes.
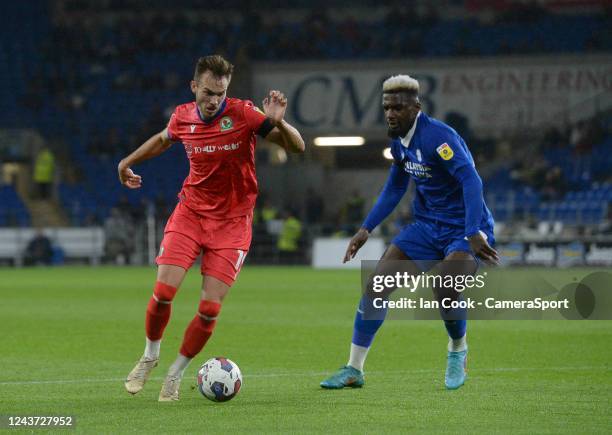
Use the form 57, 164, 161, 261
1, 266, 610, 434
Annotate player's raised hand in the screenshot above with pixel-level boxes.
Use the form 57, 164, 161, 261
118, 163, 142, 189
468, 232, 500, 265
262, 90, 287, 126
343, 228, 370, 263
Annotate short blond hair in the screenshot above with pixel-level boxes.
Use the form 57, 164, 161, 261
382, 75, 419, 94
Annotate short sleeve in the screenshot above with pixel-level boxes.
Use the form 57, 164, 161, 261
432, 134, 473, 177
166, 110, 179, 142
242, 100, 269, 135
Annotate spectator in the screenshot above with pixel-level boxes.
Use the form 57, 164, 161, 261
345, 190, 365, 227
32, 146, 55, 200
154, 195, 172, 224
104, 207, 134, 264
541, 166, 567, 201
277, 209, 303, 263
305, 187, 324, 224
261, 198, 279, 223
116, 194, 134, 218
24, 230, 53, 266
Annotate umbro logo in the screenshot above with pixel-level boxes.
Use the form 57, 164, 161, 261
190, 124, 196, 133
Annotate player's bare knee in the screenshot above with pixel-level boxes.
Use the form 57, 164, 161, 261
432, 286, 457, 303
156, 264, 187, 289
381, 244, 410, 262
201, 275, 230, 302
367, 249, 420, 298
365, 274, 395, 300
439, 251, 477, 276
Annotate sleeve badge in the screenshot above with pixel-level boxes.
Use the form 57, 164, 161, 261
436, 143, 454, 160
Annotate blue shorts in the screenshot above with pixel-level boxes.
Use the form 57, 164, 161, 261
392, 219, 495, 268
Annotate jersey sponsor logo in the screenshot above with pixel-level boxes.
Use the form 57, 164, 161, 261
403, 160, 432, 178
186, 141, 242, 156
436, 143, 454, 160
190, 124, 196, 133
220, 116, 233, 131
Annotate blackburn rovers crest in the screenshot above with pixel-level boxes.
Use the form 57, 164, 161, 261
220, 116, 233, 131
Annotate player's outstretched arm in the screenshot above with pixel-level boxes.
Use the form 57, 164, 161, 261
117, 129, 172, 189
343, 228, 369, 263
468, 232, 499, 265
262, 90, 305, 153
344, 164, 410, 262
454, 164, 499, 265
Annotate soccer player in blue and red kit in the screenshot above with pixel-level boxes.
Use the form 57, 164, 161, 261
119, 55, 304, 401
320, 75, 498, 390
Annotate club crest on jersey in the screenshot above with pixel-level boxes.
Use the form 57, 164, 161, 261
436, 143, 454, 160
190, 124, 196, 133
185, 143, 193, 157
220, 116, 233, 131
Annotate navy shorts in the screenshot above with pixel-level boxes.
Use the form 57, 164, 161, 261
392, 219, 495, 269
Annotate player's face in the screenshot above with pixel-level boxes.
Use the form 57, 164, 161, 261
383, 93, 420, 138
191, 71, 231, 118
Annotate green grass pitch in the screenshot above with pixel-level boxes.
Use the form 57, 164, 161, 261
1, 266, 610, 433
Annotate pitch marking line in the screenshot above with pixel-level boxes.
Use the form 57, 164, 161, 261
0, 366, 609, 386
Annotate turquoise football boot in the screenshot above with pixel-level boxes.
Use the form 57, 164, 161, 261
445, 349, 468, 390
320, 365, 365, 389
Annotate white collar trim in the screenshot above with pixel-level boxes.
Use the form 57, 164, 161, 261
400, 111, 421, 148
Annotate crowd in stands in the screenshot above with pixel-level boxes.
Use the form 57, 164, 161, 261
1, 0, 611, 265
47, 1, 610, 64
510, 117, 606, 200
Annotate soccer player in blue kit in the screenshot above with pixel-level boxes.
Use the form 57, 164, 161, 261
320, 75, 499, 390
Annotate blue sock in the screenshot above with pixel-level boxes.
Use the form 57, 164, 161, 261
442, 295, 467, 340
444, 302, 467, 340
352, 295, 387, 347
444, 318, 467, 340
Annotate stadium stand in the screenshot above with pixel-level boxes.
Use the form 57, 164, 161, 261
0, 0, 610, 264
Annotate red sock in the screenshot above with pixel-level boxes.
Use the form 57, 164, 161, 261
145, 281, 178, 341
179, 300, 221, 358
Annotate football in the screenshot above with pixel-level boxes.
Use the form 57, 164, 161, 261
197, 357, 242, 402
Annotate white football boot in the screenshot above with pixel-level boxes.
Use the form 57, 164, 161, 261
124, 356, 159, 394
158, 374, 182, 402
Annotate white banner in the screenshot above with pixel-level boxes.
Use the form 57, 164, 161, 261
253, 55, 612, 135
312, 237, 385, 269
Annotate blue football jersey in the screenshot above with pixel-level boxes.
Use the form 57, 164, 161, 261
389, 112, 494, 232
